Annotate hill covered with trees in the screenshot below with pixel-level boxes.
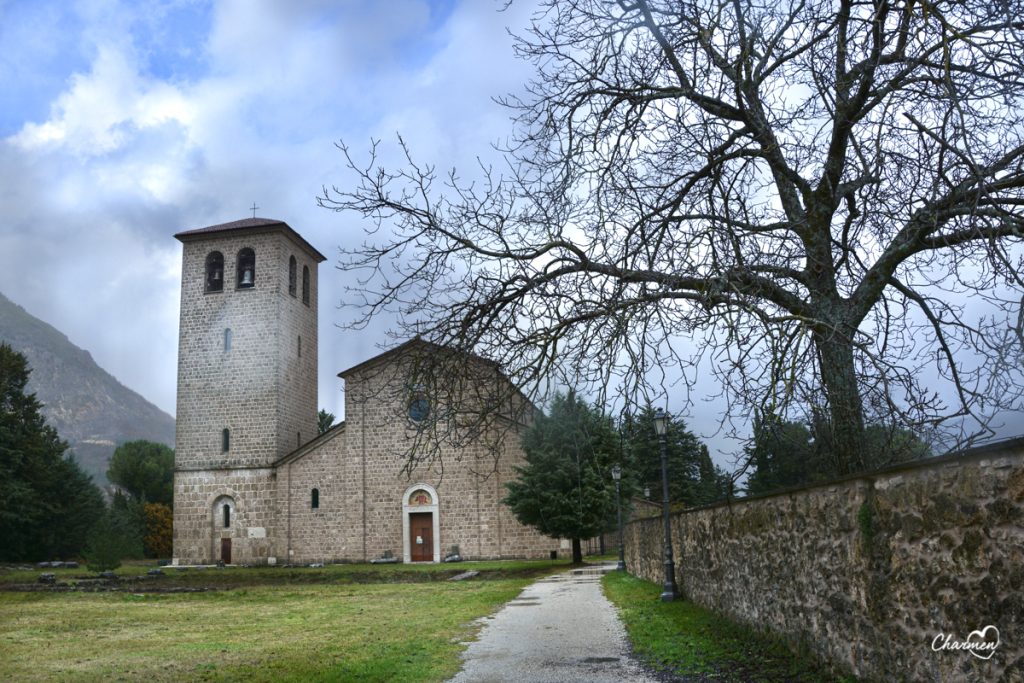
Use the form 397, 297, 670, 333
0, 292, 175, 486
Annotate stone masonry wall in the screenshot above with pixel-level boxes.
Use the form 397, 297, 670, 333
279, 345, 555, 563
277, 427, 365, 563
174, 226, 319, 564
176, 232, 285, 470
172, 468, 278, 564
173, 220, 554, 565
624, 440, 1024, 682
176, 230, 318, 470
273, 241, 318, 458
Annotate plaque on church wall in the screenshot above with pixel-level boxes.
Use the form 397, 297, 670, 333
247, 527, 266, 539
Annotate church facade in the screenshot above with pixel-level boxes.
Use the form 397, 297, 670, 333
171, 217, 554, 565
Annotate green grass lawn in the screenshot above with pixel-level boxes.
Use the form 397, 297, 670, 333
603, 571, 855, 683
0, 559, 567, 682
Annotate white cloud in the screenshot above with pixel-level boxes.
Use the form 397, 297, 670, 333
1, 0, 607, 454
12, 45, 194, 157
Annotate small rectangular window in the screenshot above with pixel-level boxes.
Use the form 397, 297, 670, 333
222, 428, 230, 453
223, 504, 231, 528
311, 488, 319, 509
298, 335, 302, 357
224, 328, 232, 352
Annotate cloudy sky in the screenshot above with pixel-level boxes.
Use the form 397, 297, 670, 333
5, 0, 1024, 474
1, 0, 546, 422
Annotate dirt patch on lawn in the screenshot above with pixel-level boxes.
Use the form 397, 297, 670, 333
0, 564, 559, 593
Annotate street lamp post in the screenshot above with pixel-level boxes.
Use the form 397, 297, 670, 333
653, 408, 678, 601
611, 464, 625, 571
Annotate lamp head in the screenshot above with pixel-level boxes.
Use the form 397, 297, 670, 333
653, 408, 668, 436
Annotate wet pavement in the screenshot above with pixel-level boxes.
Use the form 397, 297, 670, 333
448, 563, 659, 683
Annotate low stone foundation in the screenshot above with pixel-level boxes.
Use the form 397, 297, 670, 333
624, 438, 1024, 681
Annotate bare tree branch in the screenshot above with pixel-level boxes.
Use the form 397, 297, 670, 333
320, 0, 1024, 471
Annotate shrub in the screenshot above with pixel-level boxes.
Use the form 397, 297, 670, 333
84, 509, 144, 572
143, 503, 173, 558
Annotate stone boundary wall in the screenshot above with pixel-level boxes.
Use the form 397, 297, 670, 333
623, 438, 1024, 682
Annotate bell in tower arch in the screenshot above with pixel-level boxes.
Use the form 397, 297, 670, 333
236, 248, 256, 288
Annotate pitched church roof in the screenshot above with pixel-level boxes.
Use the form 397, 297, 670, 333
175, 217, 327, 262
337, 337, 500, 379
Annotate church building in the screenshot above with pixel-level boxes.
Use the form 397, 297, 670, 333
171, 217, 554, 565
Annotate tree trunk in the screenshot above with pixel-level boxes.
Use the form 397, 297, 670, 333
815, 331, 867, 475
571, 537, 583, 564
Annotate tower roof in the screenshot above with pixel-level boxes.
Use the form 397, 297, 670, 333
175, 217, 327, 262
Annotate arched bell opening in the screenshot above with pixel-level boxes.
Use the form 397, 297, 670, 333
205, 251, 224, 292
237, 248, 255, 289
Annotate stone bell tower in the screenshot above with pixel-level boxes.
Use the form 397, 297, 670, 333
171, 217, 326, 564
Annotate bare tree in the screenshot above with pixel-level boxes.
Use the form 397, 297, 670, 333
321, 0, 1024, 473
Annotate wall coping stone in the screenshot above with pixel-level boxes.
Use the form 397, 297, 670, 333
629, 434, 1024, 522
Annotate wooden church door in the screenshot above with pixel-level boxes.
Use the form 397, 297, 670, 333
409, 512, 433, 562
221, 538, 232, 564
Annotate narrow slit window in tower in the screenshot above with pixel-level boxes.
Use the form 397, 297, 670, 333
222, 428, 230, 452
302, 265, 310, 305
224, 328, 232, 352
311, 488, 319, 509
288, 255, 297, 297
223, 504, 230, 528
298, 335, 301, 357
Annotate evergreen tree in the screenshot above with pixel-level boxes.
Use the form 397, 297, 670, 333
621, 407, 729, 507
318, 409, 336, 434
0, 343, 104, 561
744, 416, 820, 496
694, 444, 732, 506
49, 455, 107, 559
83, 508, 144, 571
745, 413, 931, 496
504, 392, 619, 563
108, 490, 148, 559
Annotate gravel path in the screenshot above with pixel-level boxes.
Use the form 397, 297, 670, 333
448, 563, 659, 683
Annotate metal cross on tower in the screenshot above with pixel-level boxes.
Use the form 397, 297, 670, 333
250, 203, 259, 218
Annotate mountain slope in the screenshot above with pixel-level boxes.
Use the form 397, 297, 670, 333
0, 292, 175, 486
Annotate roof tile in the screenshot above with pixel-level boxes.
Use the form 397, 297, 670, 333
174, 217, 326, 262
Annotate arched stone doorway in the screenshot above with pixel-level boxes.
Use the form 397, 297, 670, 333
402, 483, 440, 563
211, 494, 236, 564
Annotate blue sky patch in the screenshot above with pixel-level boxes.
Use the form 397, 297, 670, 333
132, 1, 213, 84
0, 1, 91, 136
